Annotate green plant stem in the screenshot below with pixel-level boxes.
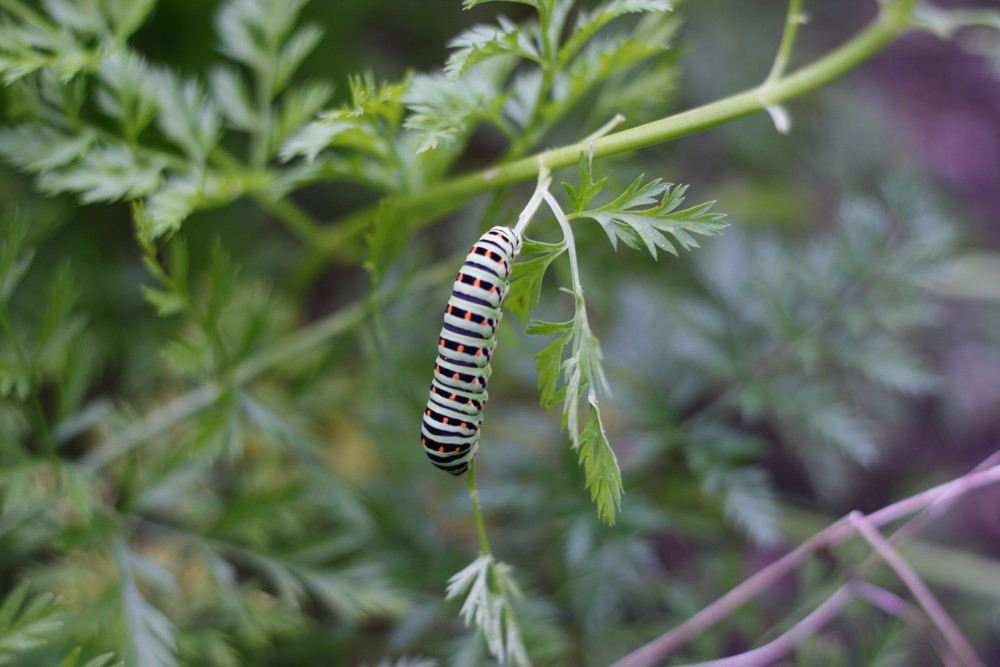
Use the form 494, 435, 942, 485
468, 462, 492, 557
314, 0, 921, 257
252, 75, 274, 170
543, 191, 581, 294
512, 166, 552, 236
765, 0, 805, 84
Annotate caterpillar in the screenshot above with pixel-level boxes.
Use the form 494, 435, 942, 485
421, 226, 522, 475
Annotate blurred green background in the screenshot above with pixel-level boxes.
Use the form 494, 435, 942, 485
2, 0, 1000, 665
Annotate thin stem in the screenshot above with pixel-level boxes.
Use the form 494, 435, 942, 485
581, 114, 627, 143
610, 458, 1000, 667
672, 587, 854, 667
512, 166, 553, 236
468, 461, 492, 557
852, 581, 963, 667
542, 191, 581, 293
316, 0, 922, 258
249, 28, 278, 171
765, 0, 806, 84
848, 512, 986, 667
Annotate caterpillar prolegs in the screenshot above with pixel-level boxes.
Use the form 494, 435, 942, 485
421, 226, 522, 475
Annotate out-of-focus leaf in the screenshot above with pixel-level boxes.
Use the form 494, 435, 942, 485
0, 581, 64, 662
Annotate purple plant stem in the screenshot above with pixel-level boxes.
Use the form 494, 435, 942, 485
669, 587, 854, 667
848, 511, 986, 667
610, 458, 1000, 667
853, 581, 963, 667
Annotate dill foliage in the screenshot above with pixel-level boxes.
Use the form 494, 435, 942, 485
0, 0, 997, 665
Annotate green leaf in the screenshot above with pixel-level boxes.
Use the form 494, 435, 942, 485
808, 402, 880, 465
154, 72, 222, 163
506, 239, 565, 324
104, 0, 156, 41
702, 467, 779, 545
57, 647, 117, 667
364, 199, 409, 288
143, 173, 247, 237
33, 0, 98, 36
272, 82, 335, 155
445, 16, 542, 83
528, 320, 571, 409
562, 151, 606, 214
59, 462, 99, 523
0, 581, 64, 661
577, 400, 622, 525
279, 119, 356, 162
139, 285, 185, 317
560, 0, 673, 65
97, 51, 159, 141
403, 71, 507, 153
463, 0, 539, 9
273, 24, 324, 93
205, 239, 239, 325
38, 145, 164, 203
224, 545, 408, 622
209, 66, 259, 131
187, 388, 244, 459
293, 563, 410, 621
446, 555, 529, 667
116, 546, 177, 667
556, 29, 673, 114
0, 355, 29, 401
370, 659, 438, 667
0, 125, 96, 173
856, 339, 937, 395
577, 177, 727, 259
34, 263, 86, 371
216, 0, 311, 72
0, 219, 33, 302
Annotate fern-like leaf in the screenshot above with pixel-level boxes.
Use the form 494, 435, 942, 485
446, 555, 530, 667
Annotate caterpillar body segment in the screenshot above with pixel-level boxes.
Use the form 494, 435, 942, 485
421, 226, 521, 475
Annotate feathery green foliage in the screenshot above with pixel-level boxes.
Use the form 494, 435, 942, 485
446, 555, 529, 667
1, 0, 998, 665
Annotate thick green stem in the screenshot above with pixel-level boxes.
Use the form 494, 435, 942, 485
468, 462, 492, 557
315, 0, 921, 256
